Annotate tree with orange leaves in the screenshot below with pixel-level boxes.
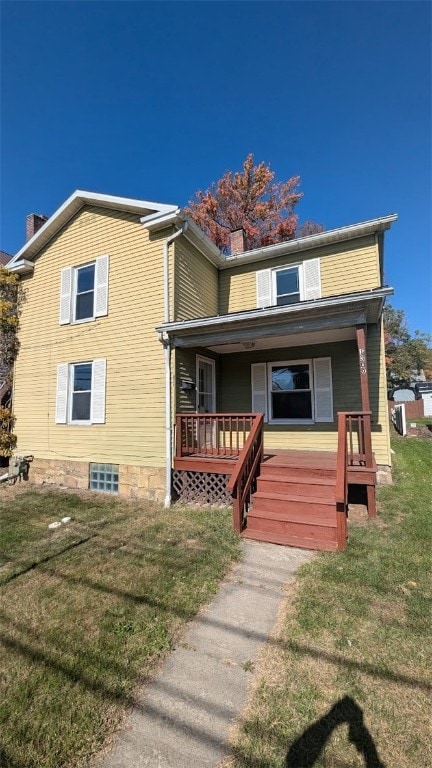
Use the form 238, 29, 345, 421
186, 154, 323, 252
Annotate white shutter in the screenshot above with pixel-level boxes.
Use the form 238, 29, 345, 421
313, 357, 333, 422
302, 258, 321, 301
256, 269, 272, 308
95, 255, 109, 317
59, 267, 72, 324
251, 363, 268, 422
91, 359, 106, 424
56, 364, 69, 423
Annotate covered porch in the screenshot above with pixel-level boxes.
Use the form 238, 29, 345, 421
157, 288, 390, 551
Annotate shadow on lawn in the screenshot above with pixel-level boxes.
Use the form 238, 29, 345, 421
286, 696, 386, 768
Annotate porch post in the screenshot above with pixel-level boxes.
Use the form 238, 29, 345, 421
356, 325, 370, 412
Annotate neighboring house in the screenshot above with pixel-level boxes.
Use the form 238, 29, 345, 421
0, 250, 12, 266
7, 191, 397, 551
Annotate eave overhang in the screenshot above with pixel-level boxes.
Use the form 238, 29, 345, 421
156, 287, 393, 350
7, 259, 34, 275
8, 191, 178, 268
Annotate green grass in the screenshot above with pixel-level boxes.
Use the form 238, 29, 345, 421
0, 488, 240, 768
227, 438, 432, 768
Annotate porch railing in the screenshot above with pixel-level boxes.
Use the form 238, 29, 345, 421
227, 414, 264, 534
175, 413, 257, 458
335, 410, 374, 547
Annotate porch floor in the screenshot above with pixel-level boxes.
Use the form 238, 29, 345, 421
174, 448, 376, 552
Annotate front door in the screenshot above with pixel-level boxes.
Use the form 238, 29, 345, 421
196, 356, 216, 451
196, 355, 216, 413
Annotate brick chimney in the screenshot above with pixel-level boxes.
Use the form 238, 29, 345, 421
26, 213, 48, 242
230, 228, 246, 255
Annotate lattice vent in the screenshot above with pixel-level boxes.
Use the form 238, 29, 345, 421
172, 470, 232, 505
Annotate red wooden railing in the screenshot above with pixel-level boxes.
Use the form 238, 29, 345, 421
227, 414, 264, 534
175, 413, 257, 458
335, 411, 374, 547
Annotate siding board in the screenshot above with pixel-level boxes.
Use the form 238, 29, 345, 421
13, 206, 168, 467
219, 235, 380, 314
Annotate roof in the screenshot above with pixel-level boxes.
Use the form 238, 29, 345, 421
7, 187, 398, 274
156, 286, 393, 350
7, 191, 178, 269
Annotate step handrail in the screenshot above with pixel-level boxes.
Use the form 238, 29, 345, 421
227, 413, 264, 534
335, 410, 373, 548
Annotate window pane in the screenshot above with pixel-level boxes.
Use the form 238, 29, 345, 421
76, 291, 94, 320
276, 292, 300, 306
276, 268, 298, 296
72, 391, 91, 421
272, 391, 312, 419
74, 364, 92, 391
77, 265, 95, 293
271, 365, 310, 391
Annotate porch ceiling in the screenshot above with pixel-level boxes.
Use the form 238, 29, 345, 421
157, 288, 392, 353
207, 326, 356, 354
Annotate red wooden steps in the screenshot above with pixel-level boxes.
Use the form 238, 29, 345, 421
245, 452, 342, 552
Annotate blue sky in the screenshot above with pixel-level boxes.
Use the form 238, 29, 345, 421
1, 1, 431, 332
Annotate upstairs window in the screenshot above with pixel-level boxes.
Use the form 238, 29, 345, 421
74, 264, 95, 321
59, 255, 109, 325
256, 257, 321, 309
273, 266, 300, 305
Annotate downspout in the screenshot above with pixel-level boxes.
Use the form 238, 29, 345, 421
162, 222, 188, 507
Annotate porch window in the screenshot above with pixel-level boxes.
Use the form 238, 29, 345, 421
251, 357, 333, 423
269, 362, 313, 421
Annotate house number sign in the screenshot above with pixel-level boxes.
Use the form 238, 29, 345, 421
359, 347, 367, 375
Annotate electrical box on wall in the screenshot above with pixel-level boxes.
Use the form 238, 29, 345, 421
180, 380, 195, 391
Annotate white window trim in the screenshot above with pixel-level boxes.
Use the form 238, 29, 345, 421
267, 358, 314, 424
56, 359, 106, 425
271, 263, 304, 305
72, 261, 96, 325
69, 361, 93, 425
196, 354, 216, 413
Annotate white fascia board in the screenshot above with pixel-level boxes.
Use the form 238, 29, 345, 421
7, 259, 34, 274
157, 287, 394, 335
220, 214, 398, 269
8, 190, 178, 267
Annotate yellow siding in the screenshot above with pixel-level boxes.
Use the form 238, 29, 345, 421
219, 235, 380, 314
174, 239, 218, 320
13, 206, 168, 467
219, 329, 391, 466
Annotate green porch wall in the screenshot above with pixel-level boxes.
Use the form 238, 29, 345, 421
173, 324, 390, 467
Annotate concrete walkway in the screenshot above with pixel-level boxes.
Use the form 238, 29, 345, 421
102, 540, 312, 768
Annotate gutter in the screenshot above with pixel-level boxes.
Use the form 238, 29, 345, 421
6, 259, 34, 275
160, 223, 188, 508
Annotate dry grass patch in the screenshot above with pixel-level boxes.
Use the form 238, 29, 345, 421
0, 487, 240, 768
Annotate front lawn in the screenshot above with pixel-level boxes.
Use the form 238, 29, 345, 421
227, 438, 432, 768
0, 488, 240, 768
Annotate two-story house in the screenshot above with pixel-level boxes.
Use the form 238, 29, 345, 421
7, 191, 396, 551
